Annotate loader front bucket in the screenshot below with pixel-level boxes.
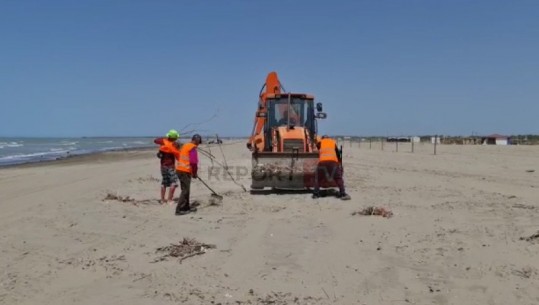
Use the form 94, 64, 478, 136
250, 151, 338, 190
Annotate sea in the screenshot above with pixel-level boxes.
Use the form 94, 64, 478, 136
0, 137, 155, 167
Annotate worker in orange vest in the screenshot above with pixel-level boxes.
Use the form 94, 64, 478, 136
154, 129, 181, 205
175, 134, 202, 215
312, 136, 351, 200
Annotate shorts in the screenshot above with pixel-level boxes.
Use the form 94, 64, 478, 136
160, 167, 178, 187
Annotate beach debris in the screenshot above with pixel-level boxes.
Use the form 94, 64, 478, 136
103, 193, 135, 203
525, 169, 535, 173
134, 175, 160, 183
520, 231, 539, 242
102, 192, 155, 206
157, 288, 325, 305
153, 238, 216, 263
208, 197, 221, 206
428, 285, 441, 293
132, 273, 151, 282
253, 291, 323, 305
511, 267, 536, 279
352, 206, 393, 218
512, 203, 536, 210
57, 255, 126, 276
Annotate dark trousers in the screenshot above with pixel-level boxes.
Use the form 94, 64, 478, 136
314, 161, 345, 195
176, 171, 191, 212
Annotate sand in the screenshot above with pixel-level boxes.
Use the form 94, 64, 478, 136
1, 141, 538, 305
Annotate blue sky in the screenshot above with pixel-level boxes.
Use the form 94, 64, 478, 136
1, 0, 538, 137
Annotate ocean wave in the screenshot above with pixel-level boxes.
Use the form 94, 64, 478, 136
0, 150, 73, 166
0, 152, 56, 161
49, 148, 70, 152
0, 142, 24, 149
59, 141, 79, 146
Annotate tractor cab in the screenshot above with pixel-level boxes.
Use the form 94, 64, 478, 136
259, 94, 326, 152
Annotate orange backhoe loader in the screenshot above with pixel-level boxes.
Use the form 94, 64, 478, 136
247, 72, 338, 190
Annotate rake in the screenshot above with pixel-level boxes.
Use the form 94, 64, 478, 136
197, 177, 224, 200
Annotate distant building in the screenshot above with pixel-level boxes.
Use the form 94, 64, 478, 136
482, 134, 509, 145
387, 137, 411, 143
386, 136, 421, 143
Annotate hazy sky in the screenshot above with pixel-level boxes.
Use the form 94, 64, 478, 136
1, 0, 538, 137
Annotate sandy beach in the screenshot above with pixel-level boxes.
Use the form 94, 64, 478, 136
1, 141, 538, 305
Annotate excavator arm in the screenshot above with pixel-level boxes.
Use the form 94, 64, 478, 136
249, 72, 282, 149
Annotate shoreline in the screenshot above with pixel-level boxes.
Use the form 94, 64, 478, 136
0, 147, 155, 169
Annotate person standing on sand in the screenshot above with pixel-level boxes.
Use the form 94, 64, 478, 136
175, 134, 202, 215
312, 135, 351, 200
154, 130, 181, 205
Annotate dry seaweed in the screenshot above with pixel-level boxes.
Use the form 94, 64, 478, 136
520, 231, 539, 242
135, 176, 160, 183
103, 193, 135, 203
154, 238, 216, 263
102, 192, 155, 206
352, 206, 393, 218
512, 203, 536, 210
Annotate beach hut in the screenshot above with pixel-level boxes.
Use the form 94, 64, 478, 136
482, 134, 509, 145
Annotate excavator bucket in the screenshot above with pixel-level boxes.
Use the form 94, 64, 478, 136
251, 152, 338, 190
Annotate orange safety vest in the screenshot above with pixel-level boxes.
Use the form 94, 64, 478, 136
319, 138, 339, 162
176, 142, 196, 173
159, 139, 179, 154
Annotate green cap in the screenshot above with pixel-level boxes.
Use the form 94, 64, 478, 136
166, 129, 179, 139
